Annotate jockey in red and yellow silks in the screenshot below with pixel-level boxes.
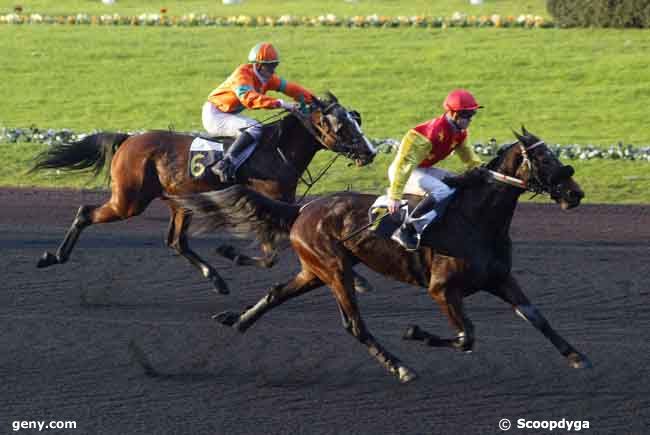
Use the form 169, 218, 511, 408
386, 89, 483, 250
202, 42, 315, 183
387, 115, 482, 201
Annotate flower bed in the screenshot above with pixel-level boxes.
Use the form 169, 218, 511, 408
3, 126, 649, 161
0, 12, 553, 28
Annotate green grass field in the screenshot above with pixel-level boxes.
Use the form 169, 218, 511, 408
1, 1, 649, 203
0, 0, 548, 18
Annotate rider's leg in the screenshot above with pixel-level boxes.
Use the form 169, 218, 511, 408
201, 102, 262, 183
212, 131, 256, 183
390, 167, 454, 250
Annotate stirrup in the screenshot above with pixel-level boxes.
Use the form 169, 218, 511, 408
391, 225, 420, 251
212, 159, 235, 183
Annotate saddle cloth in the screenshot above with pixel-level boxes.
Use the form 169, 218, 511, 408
188, 137, 224, 180
188, 136, 257, 181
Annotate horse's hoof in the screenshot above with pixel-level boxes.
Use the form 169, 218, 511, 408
210, 276, 230, 295
215, 245, 236, 260
397, 366, 418, 384
353, 276, 373, 293
568, 352, 592, 369
213, 311, 239, 327
402, 325, 421, 341
37, 251, 58, 268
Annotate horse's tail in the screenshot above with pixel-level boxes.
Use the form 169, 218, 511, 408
29, 132, 130, 178
172, 185, 301, 247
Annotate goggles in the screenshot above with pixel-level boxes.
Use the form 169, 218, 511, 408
457, 110, 477, 119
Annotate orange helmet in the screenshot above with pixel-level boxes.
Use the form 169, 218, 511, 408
443, 89, 482, 112
248, 42, 280, 64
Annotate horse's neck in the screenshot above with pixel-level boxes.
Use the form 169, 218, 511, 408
277, 125, 320, 175
456, 181, 521, 238
243, 119, 320, 201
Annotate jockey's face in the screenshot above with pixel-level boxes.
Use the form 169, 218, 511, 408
450, 109, 476, 130
257, 62, 278, 80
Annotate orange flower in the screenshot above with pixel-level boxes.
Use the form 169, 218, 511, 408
160, 8, 167, 14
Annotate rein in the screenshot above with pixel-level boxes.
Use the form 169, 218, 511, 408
488, 140, 548, 196
294, 110, 338, 149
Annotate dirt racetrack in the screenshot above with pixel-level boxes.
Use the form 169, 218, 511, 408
1, 188, 648, 435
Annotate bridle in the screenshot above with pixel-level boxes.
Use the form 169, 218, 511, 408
488, 139, 559, 198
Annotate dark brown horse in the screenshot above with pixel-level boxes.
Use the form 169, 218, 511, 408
178, 128, 591, 383
30, 93, 376, 294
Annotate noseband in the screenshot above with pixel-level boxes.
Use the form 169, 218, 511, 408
490, 140, 562, 197
517, 140, 548, 194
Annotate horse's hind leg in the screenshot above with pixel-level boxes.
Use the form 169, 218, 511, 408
214, 269, 324, 331
37, 204, 95, 268
215, 243, 373, 293
492, 275, 592, 368
326, 261, 416, 383
167, 207, 229, 295
37, 194, 147, 268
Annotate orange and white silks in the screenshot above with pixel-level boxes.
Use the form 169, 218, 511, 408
206, 63, 313, 114
388, 115, 482, 200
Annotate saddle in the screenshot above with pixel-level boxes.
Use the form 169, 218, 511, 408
368, 193, 454, 244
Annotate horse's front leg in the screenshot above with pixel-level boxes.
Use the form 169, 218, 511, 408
404, 261, 475, 352
167, 208, 229, 294
215, 242, 278, 268
492, 275, 592, 368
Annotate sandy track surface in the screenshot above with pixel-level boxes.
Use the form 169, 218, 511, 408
1, 188, 648, 434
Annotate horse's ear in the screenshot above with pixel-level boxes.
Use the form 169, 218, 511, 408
512, 128, 524, 142
521, 125, 529, 137
312, 96, 325, 109
349, 110, 361, 126
324, 91, 338, 103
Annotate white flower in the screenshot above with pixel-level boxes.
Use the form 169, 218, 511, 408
451, 12, 467, 22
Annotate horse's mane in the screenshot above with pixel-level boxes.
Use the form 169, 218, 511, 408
442, 167, 491, 189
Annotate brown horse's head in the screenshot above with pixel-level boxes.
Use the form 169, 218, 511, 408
491, 127, 584, 209
309, 92, 376, 166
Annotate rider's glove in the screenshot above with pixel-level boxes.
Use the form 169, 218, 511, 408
277, 99, 297, 111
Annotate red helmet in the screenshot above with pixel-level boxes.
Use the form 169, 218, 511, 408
248, 42, 280, 64
443, 89, 483, 112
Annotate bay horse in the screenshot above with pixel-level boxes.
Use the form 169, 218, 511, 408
30, 93, 376, 295
177, 127, 591, 383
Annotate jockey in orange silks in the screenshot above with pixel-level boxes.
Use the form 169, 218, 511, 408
386, 89, 484, 250
202, 42, 315, 183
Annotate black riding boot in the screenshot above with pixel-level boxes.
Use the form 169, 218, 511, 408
212, 131, 255, 183
392, 194, 437, 251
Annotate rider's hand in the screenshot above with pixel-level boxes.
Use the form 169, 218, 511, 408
277, 99, 298, 112
387, 198, 402, 215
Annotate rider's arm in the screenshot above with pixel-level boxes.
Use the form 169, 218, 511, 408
454, 140, 483, 170
387, 129, 432, 200
268, 75, 314, 104
236, 84, 283, 110
233, 69, 285, 109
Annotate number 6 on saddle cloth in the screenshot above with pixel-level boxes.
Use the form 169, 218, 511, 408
188, 137, 227, 179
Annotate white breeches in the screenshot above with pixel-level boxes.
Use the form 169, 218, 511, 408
388, 163, 456, 201
201, 102, 263, 141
